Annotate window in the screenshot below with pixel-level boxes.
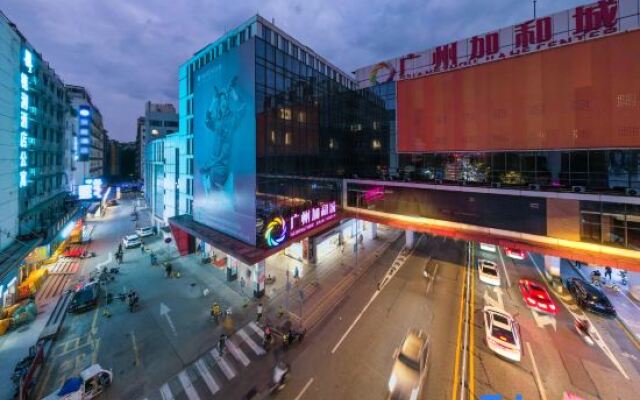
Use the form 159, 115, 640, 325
292, 44, 299, 59
270, 130, 276, 144
298, 111, 306, 123
262, 26, 271, 42
285, 132, 292, 145
279, 107, 292, 120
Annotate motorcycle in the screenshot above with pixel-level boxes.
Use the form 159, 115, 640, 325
574, 318, 594, 346
619, 270, 628, 286
268, 361, 290, 395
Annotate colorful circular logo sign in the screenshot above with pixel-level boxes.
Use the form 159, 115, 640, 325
264, 216, 287, 247
369, 62, 396, 86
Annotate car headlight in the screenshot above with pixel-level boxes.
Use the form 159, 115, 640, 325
388, 373, 397, 392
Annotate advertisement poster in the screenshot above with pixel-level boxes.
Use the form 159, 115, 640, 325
193, 39, 256, 245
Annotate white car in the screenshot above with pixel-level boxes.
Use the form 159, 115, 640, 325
136, 226, 154, 237
478, 259, 500, 286
480, 242, 497, 253
388, 329, 430, 400
122, 234, 142, 248
483, 306, 521, 362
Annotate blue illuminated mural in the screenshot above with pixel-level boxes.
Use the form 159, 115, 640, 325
192, 39, 256, 245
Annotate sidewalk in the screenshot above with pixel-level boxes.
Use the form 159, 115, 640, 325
567, 261, 640, 344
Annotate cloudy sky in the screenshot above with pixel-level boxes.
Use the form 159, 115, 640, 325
2, 0, 587, 141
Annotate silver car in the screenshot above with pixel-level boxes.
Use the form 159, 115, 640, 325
388, 329, 430, 400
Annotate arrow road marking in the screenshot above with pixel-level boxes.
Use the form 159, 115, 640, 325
483, 286, 505, 310
160, 303, 177, 337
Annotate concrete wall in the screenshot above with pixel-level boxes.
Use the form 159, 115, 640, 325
546, 198, 581, 242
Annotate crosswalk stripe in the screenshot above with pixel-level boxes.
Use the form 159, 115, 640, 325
210, 351, 237, 380
238, 328, 266, 356
226, 339, 250, 366
248, 321, 265, 339
160, 383, 174, 400
195, 359, 220, 395
178, 370, 201, 400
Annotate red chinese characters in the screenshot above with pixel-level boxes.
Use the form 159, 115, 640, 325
515, 17, 552, 49
469, 32, 500, 60
432, 42, 457, 70
574, 0, 618, 34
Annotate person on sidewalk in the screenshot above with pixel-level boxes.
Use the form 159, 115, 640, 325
605, 266, 613, 280
165, 263, 173, 278
218, 333, 228, 356
257, 303, 263, 322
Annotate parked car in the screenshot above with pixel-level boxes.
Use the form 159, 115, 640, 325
483, 306, 522, 362
68, 282, 99, 313
135, 226, 154, 238
478, 259, 500, 286
388, 328, 430, 400
504, 248, 525, 260
480, 242, 497, 253
122, 234, 142, 248
518, 279, 557, 315
566, 277, 616, 317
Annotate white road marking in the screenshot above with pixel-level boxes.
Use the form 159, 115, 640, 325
160, 383, 174, 400
211, 350, 237, 379
528, 254, 630, 380
248, 321, 265, 338
426, 263, 439, 295
226, 339, 250, 366
195, 359, 220, 395
160, 303, 178, 336
178, 370, 201, 400
483, 286, 505, 310
331, 238, 421, 354
238, 328, 266, 355
530, 310, 557, 331
496, 247, 512, 287
294, 377, 315, 400
526, 342, 548, 400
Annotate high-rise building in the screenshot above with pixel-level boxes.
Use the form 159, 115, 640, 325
65, 84, 107, 187
0, 11, 85, 306
139, 101, 178, 206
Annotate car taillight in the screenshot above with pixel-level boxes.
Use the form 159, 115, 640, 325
549, 304, 556, 310
526, 298, 536, 305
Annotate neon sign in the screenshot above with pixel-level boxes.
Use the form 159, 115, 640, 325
289, 201, 337, 239
265, 216, 287, 247
264, 201, 338, 247
78, 105, 92, 161
18, 48, 33, 188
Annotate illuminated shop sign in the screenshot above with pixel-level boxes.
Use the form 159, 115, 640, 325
19, 48, 34, 188
356, 0, 631, 88
84, 178, 103, 199
265, 201, 338, 247
78, 184, 93, 200
78, 105, 92, 161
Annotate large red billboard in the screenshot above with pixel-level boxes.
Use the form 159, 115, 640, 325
397, 30, 640, 152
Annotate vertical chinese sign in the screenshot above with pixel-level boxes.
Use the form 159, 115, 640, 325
19, 48, 33, 189
78, 105, 92, 161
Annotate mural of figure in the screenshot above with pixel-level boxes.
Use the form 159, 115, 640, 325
200, 75, 247, 196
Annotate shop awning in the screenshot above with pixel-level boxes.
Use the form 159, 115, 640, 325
169, 214, 341, 266
0, 237, 42, 284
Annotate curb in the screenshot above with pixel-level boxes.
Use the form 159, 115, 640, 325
567, 260, 640, 350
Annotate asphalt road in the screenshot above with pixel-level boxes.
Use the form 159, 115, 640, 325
276, 234, 466, 400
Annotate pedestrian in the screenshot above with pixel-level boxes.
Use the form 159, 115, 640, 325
218, 333, 227, 356
165, 263, 173, 278
256, 302, 263, 322
240, 276, 246, 293
358, 233, 364, 249
140, 244, 145, 253
605, 266, 613, 280
117, 243, 123, 255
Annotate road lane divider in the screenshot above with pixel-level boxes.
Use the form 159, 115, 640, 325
294, 377, 315, 400
469, 245, 476, 399
452, 242, 472, 400
525, 342, 548, 400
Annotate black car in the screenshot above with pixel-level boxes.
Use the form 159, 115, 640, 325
566, 277, 616, 317
68, 282, 99, 313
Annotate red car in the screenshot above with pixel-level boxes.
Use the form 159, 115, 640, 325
518, 279, 558, 315
505, 248, 525, 260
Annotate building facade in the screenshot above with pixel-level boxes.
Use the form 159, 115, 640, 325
65, 84, 107, 188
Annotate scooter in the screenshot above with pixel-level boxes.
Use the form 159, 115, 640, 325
268, 362, 290, 395
574, 318, 594, 346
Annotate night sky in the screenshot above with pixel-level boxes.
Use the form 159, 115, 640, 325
1, 0, 587, 141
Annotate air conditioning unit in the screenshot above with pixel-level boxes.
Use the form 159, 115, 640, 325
491, 182, 501, 188
528, 184, 540, 191
572, 185, 586, 193
625, 188, 639, 196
